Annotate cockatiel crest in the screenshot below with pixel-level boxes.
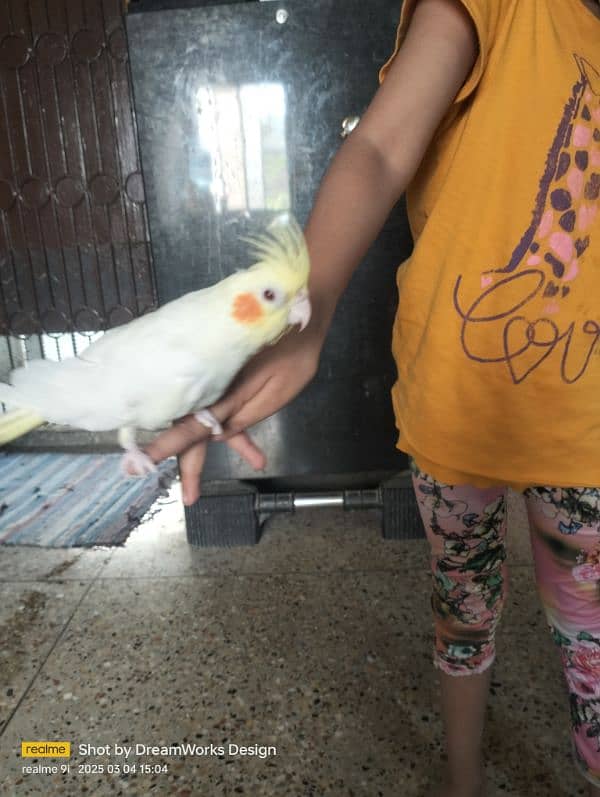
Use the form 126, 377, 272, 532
0, 216, 311, 476
228, 217, 311, 344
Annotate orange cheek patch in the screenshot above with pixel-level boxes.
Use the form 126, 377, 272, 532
232, 292, 264, 324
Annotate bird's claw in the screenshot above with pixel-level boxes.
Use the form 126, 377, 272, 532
120, 448, 157, 477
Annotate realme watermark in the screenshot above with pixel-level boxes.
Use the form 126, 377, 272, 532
19, 740, 277, 778
21, 742, 71, 758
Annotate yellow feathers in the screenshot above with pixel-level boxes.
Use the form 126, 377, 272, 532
0, 408, 45, 446
242, 216, 310, 294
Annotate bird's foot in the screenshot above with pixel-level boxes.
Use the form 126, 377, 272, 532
120, 447, 157, 477
194, 409, 223, 436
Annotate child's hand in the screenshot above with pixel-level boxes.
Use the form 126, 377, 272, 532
144, 329, 323, 505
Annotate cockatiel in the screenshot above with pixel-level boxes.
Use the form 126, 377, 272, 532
0, 217, 311, 476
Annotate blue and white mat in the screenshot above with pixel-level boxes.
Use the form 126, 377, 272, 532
0, 452, 178, 548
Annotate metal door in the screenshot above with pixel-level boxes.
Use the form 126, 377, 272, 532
127, 0, 412, 488
0, 0, 155, 390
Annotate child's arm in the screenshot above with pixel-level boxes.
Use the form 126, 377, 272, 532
304, 0, 479, 334
145, 0, 479, 503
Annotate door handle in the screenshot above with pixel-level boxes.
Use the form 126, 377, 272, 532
340, 115, 361, 138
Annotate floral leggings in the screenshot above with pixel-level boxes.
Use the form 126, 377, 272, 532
410, 459, 600, 786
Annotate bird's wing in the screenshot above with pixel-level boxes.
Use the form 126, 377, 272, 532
4, 338, 235, 432
78, 287, 221, 370
6, 357, 132, 430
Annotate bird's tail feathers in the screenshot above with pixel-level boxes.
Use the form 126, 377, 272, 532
0, 408, 45, 445
0, 381, 45, 444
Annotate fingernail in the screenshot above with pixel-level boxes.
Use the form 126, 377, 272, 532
183, 491, 200, 506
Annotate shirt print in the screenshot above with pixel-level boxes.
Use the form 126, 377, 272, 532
453, 55, 600, 385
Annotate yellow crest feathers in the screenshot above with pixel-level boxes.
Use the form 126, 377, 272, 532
241, 216, 310, 286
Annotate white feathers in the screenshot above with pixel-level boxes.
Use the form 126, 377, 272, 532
0, 217, 311, 445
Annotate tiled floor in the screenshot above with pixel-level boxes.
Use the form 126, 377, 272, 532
0, 484, 591, 796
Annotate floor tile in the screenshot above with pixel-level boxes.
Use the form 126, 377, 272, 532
0, 566, 589, 797
0, 581, 88, 737
0, 545, 112, 583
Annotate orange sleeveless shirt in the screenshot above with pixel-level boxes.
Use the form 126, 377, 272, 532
379, 0, 600, 491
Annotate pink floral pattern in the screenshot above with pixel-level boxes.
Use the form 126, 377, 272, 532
573, 545, 600, 582
411, 458, 600, 785
563, 640, 600, 700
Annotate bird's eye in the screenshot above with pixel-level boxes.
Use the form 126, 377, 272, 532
263, 289, 276, 302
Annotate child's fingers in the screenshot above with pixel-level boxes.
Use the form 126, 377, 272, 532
179, 440, 209, 505
143, 415, 211, 464
210, 371, 272, 428
178, 432, 264, 505
225, 431, 267, 471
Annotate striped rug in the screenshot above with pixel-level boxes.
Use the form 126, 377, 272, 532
0, 452, 178, 548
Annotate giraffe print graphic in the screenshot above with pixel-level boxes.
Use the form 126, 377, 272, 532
453, 55, 600, 385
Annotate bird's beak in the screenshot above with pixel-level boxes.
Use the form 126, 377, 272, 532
287, 287, 311, 331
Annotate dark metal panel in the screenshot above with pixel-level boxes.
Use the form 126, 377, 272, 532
127, 0, 412, 482
0, 0, 156, 337
128, 0, 256, 10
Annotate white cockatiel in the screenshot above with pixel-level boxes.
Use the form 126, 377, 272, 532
0, 217, 311, 476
